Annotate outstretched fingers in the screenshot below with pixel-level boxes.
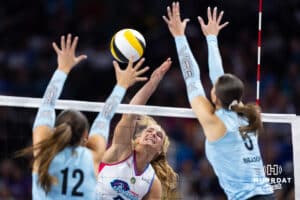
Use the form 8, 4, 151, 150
207, 7, 212, 21
173, 2, 180, 18
163, 2, 180, 23
182, 18, 190, 27
162, 15, 170, 24
220, 21, 229, 30
176, 2, 180, 13
58, 34, 79, 52
133, 58, 145, 71
113, 60, 121, 74
75, 54, 88, 64
167, 6, 173, 20
55, 34, 87, 73
52, 42, 61, 54
71, 36, 79, 51
135, 76, 148, 82
197, 16, 208, 36
197, 16, 206, 27
162, 58, 172, 72
133, 58, 148, 81
136, 66, 149, 76
66, 34, 72, 50
158, 58, 172, 75
217, 11, 224, 25
213, 7, 217, 21
60, 35, 66, 51
150, 58, 172, 82
126, 57, 134, 69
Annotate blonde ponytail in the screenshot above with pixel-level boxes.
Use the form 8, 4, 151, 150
151, 149, 178, 199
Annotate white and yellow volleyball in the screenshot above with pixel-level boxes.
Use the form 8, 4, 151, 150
110, 29, 146, 63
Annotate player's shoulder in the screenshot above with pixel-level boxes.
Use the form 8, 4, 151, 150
52, 146, 93, 165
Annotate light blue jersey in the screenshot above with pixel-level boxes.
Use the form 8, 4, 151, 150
32, 146, 96, 200
205, 109, 273, 200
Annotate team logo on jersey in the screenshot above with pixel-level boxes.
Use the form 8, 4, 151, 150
130, 177, 136, 184
110, 179, 139, 200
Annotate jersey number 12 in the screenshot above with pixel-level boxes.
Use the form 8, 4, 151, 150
61, 168, 84, 196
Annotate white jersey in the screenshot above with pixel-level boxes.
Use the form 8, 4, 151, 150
96, 152, 155, 200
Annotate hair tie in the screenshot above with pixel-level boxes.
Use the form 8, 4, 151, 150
228, 100, 239, 110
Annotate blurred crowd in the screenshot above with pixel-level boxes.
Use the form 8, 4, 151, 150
0, 0, 299, 199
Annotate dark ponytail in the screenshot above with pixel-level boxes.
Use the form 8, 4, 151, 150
215, 74, 263, 135
17, 110, 89, 193
231, 103, 263, 135
38, 123, 72, 193
17, 123, 72, 193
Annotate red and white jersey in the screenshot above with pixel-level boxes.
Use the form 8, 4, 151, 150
96, 152, 155, 200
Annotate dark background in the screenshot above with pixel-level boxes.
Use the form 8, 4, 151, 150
0, 0, 299, 199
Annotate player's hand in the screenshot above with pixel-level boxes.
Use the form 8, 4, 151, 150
52, 34, 87, 74
149, 58, 172, 84
163, 2, 190, 37
198, 7, 229, 36
113, 57, 149, 89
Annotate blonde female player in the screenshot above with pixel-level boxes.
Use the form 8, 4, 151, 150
163, 2, 275, 200
18, 34, 149, 199
96, 58, 178, 200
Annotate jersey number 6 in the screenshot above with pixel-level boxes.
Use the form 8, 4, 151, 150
242, 134, 254, 151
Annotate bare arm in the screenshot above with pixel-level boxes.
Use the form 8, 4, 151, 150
143, 177, 162, 200
87, 58, 149, 166
190, 96, 226, 141
102, 58, 172, 163
130, 58, 171, 105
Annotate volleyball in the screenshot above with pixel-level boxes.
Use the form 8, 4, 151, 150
110, 29, 146, 63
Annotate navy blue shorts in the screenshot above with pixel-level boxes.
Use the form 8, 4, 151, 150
247, 194, 276, 200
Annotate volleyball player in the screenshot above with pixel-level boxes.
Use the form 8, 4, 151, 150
19, 34, 149, 199
96, 58, 178, 200
163, 2, 275, 199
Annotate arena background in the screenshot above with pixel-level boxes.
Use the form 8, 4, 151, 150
0, 0, 299, 199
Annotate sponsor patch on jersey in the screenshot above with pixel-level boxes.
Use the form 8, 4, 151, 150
110, 179, 139, 200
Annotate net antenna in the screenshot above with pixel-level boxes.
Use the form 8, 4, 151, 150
0, 95, 299, 199
256, 0, 263, 105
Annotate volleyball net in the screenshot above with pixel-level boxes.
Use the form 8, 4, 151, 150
0, 95, 299, 199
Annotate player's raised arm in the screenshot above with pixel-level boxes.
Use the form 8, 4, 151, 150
163, 2, 205, 102
87, 57, 149, 164
102, 58, 172, 162
130, 58, 172, 105
163, 2, 226, 140
96, 59, 176, 200
32, 34, 87, 156
198, 7, 229, 83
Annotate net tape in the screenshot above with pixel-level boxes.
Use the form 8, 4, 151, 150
0, 95, 296, 123
0, 95, 299, 199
